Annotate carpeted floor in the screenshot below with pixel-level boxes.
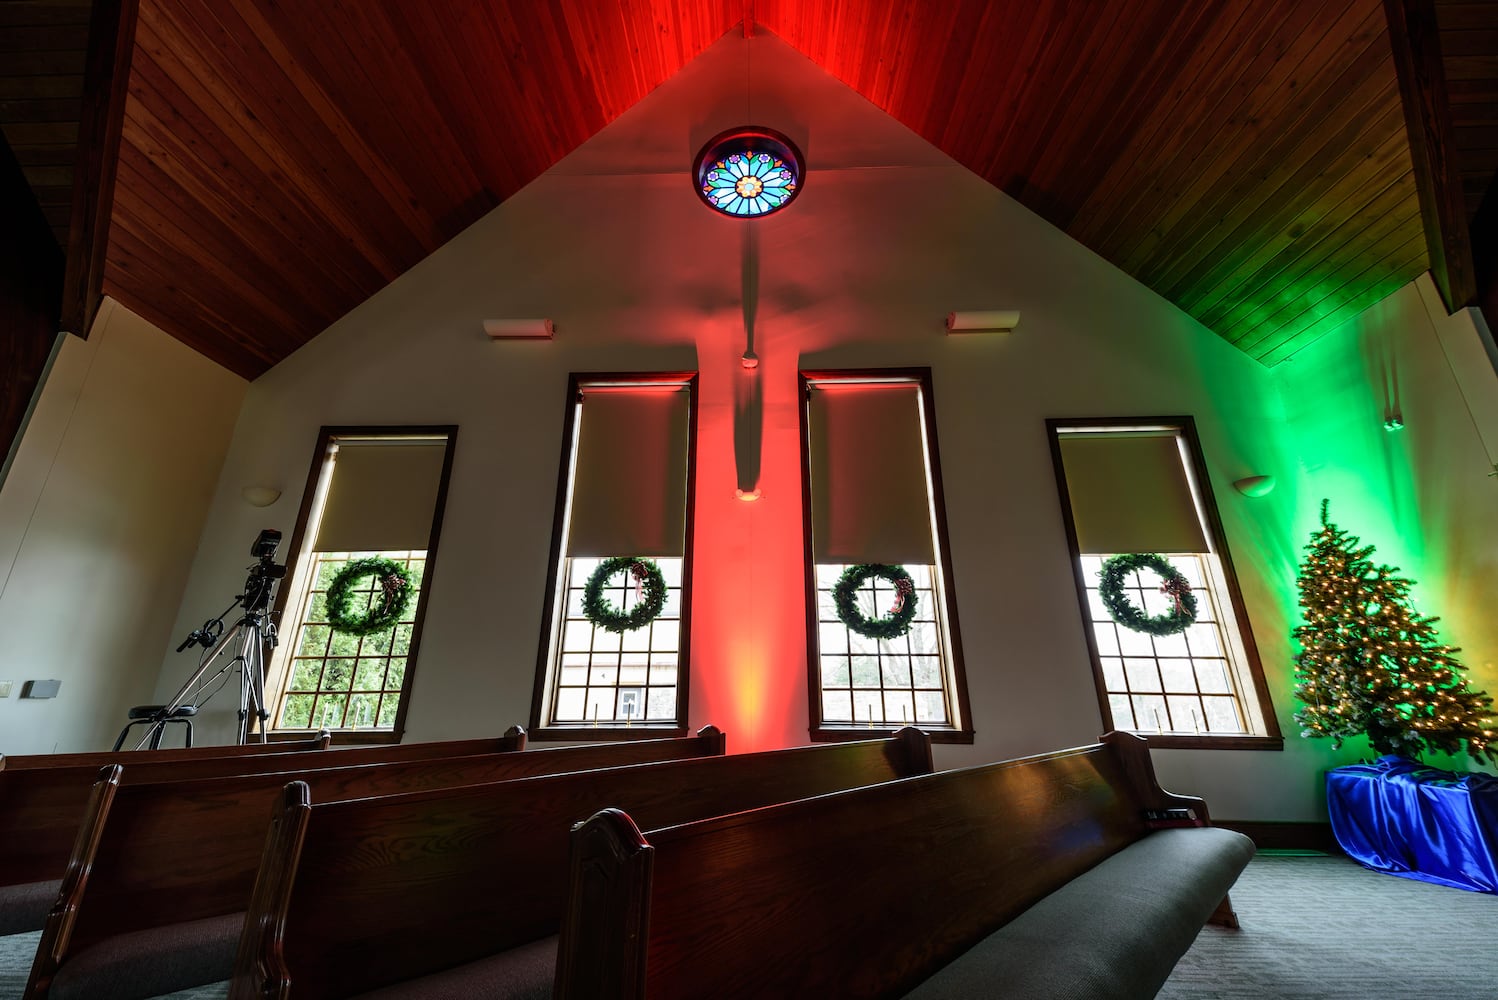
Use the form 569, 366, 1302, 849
1159, 853, 1498, 999
3, 854, 1494, 998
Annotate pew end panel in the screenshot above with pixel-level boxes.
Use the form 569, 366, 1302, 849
1101, 730, 1212, 827
234, 782, 312, 1000
25, 766, 124, 998
555, 809, 653, 1000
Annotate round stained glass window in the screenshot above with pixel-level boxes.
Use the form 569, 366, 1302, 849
693, 126, 804, 218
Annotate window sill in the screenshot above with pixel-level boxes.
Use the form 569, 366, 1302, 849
811, 725, 974, 745
269, 728, 402, 746
1132, 733, 1284, 751
529, 724, 689, 742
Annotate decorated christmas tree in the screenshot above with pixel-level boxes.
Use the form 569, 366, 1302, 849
1293, 500, 1497, 764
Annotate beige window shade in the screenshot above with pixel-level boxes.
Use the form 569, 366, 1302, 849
808, 383, 936, 566
566, 386, 690, 558
1058, 433, 1209, 554
314, 440, 448, 553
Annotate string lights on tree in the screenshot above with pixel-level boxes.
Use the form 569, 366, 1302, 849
1292, 500, 1497, 763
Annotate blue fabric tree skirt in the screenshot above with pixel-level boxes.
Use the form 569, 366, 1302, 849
1327, 756, 1498, 893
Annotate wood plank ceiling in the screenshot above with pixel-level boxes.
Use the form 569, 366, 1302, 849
42, 0, 1455, 375
0, 0, 92, 249
1436, 0, 1498, 222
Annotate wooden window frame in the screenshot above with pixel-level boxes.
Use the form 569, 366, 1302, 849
1046, 416, 1283, 751
529, 372, 699, 741
268, 425, 458, 745
799, 367, 974, 745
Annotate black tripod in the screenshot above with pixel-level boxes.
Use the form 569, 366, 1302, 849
114, 530, 285, 750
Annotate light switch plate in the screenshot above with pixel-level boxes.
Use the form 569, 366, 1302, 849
0, 680, 12, 697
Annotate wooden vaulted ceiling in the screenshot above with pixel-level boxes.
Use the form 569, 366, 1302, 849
1436, 0, 1498, 222
0, 1, 91, 248
12, 0, 1497, 378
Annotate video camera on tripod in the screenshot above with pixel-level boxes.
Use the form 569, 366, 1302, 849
176, 529, 287, 653
115, 529, 289, 750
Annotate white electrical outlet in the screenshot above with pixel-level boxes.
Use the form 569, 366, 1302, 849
0, 680, 13, 698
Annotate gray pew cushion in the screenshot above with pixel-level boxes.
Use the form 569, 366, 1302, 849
0, 879, 61, 935
49, 911, 244, 1000
351, 934, 559, 1000
903, 827, 1255, 1000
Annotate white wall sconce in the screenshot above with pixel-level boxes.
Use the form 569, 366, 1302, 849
946, 310, 1020, 334
1232, 475, 1275, 498
484, 318, 554, 339
240, 486, 282, 507
736, 488, 762, 502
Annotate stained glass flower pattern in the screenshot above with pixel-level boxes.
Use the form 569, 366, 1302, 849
693, 127, 804, 218
702, 151, 798, 217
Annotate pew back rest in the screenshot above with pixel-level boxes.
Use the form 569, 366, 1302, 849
53, 729, 725, 958
0, 767, 110, 885
242, 728, 933, 999
0, 729, 528, 886
0, 731, 332, 770
558, 732, 1205, 1000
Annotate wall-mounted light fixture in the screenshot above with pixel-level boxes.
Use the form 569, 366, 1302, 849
946, 310, 1020, 334
484, 318, 554, 339
1232, 475, 1275, 498
736, 488, 762, 502
240, 486, 282, 507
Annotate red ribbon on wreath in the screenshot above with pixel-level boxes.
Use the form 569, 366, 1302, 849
1159, 576, 1192, 614
629, 560, 650, 602
378, 572, 403, 615
890, 577, 916, 614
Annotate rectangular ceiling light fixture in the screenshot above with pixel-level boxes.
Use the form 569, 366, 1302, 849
484, 318, 554, 339
945, 310, 1019, 334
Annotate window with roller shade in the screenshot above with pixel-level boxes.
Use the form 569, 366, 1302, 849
531, 374, 697, 739
800, 369, 972, 743
1048, 418, 1281, 749
266, 427, 456, 743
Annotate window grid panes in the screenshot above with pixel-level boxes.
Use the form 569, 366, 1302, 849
275, 550, 423, 731
816, 563, 950, 728
1082, 553, 1246, 736
550, 556, 684, 725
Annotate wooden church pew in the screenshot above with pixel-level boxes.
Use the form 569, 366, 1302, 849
228, 728, 935, 1000
0, 727, 528, 937
556, 732, 1256, 1000
0, 730, 332, 770
24, 727, 726, 1000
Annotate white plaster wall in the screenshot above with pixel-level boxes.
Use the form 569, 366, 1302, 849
0, 299, 246, 753
150, 30, 1344, 819
1270, 276, 1498, 773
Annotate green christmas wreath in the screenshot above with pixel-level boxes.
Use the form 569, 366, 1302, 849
583, 557, 667, 634
326, 557, 414, 637
1098, 553, 1197, 637
833, 564, 919, 641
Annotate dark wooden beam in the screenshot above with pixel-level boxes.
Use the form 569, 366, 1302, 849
1471, 174, 1498, 369
60, 0, 138, 339
1, 134, 64, 478
1384, 0, 1478, 311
